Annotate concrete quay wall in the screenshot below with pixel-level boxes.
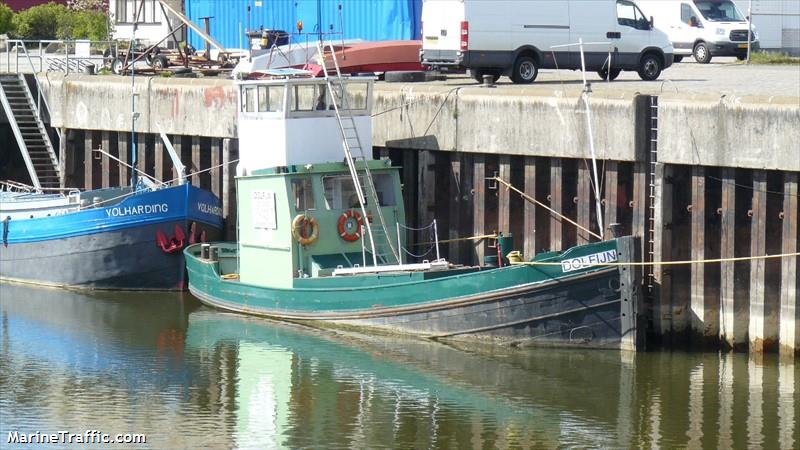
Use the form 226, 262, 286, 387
37, 73, 800, 171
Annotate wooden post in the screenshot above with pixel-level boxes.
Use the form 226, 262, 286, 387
211, 137, 221, 199
118, 132, 128, 185
632, 161, 648, 258
222, 138, 236, 240
749, 171, 768, 353
83, 131, 93, 190
577, 163, 592, 244
780, 172, 798, 357
549, 158, 563, 251
653, 163, 673, 340
192, 136, 201, 187
172, 135, 183, 182
604, 161, 619, 239
154, 134, 165, 183
720, 168, 736, 348
691, 166, 707, 339
498, 156, 511, 235
101, 131, 110, 188
461, 154, 474, 264
473, 154, 486, 264
137, 133, 147, 179
402, 149, 417, 256
524, 156, 537, 259
448, 156, 462, 262
58, 128, 67, 188
418, 150, 436, 238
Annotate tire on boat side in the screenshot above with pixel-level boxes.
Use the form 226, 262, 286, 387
384, 71, 427, 83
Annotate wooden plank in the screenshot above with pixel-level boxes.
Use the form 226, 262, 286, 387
58, 128, 67, 188
117, 132, 128, 185
222, 138, 236, 240
577, 163, 592, 244
691, 166, 706, 337
402, 149, 417, 259
210, 137, 221, 198
461, 154, 474, 264
720, 168, 736, 348
154, 134, 165, 183
604, 161, 619, 239
192, 136, 201, 187
448, 156, 462, 262
473, 154, 486, 264
632, 161, 648, 259
749, 170, 768, 353
780, 172, 798, 357
523, 156, 537, 259
137, 133, 147, 179
653, 163, 673, 339
101, 131, 110, 188
83, 131, 93, 190
549, 158, 563, 251
498, 156, 511, 235
172, 135, 183, 182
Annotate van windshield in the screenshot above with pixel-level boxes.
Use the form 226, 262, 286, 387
693, 0, 744, 22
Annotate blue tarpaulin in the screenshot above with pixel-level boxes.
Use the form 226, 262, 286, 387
185, 0, 422, 50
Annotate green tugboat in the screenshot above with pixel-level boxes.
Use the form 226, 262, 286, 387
185, 58, 642, 349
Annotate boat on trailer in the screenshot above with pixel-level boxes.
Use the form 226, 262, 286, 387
185, 62, 642, 349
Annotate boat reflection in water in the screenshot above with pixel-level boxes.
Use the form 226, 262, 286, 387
1, 282, 797, 449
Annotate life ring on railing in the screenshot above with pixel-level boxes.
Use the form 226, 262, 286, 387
337, 209, 363, 242
156, 224, 186, 254
291, 214, 319, 246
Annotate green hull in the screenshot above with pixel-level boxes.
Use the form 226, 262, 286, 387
186, 237, 642, 349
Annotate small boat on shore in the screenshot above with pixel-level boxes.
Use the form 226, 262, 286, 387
185, 62, 642, 349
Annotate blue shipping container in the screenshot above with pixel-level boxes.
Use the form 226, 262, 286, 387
185, 0, 422, 50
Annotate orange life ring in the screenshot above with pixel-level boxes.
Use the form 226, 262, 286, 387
337, 209, 363, 242
291, 214, 319, 246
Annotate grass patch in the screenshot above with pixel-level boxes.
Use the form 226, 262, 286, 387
744, 51, 800, 65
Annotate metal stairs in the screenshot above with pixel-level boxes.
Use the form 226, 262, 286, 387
0, 73, 60, 189
317, 40, 400, 266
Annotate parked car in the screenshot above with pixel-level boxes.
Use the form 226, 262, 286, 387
420, 0, 674, 83
636, 0, 759, 63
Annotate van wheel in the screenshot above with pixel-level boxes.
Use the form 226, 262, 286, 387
597, 68, 621, 81
693, 42, 712, 64
511, 56, 538, 84
736, 55, 746, 61
673, 55, 683, 63
637, 54, 662, 81
472, 69, 501, 84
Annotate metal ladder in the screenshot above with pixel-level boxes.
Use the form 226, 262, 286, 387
0, 73, 60, 189
646, 96, 659, 293
316, 40, 400, 266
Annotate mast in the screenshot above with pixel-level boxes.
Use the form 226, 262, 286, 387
130, 18, 138, 187
578, 38, 605, 240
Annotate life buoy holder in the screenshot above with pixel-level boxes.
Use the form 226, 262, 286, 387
292, 214, 319, 246
338, 209, 364, 242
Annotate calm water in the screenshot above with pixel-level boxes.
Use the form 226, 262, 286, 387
1, 283, 797, 449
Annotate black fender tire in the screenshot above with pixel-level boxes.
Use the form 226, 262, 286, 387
736, 54, 746, 61
384, 70, 426, 82
471, 68, 501, 84
637, 54, 662, 81
511, 55, 538, 84
693, 42, 712, 64
673, 55, 684, 63
597, 68, 622, 81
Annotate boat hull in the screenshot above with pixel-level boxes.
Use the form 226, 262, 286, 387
1, 184, 223, 290
186, 237, 642, 348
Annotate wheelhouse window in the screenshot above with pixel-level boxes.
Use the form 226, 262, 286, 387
343, 82, 369, 111
322, 174, 396, 210
616, 0, 650, 30
242, 87, 257, 112
258, 85, 284, 112
291, 179, 315, 211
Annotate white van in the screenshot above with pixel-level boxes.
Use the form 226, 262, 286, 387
636, 0, 759, 63
420, 0, 674, 83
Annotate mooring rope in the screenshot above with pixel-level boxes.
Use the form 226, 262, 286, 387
490, 177, 603, 241
510, 252, 800, 267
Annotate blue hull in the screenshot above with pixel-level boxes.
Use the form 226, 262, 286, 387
0, 184, 223, 290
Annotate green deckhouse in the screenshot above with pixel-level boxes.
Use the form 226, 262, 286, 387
185, 65, 642, 350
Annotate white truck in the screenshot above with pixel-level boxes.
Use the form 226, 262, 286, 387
636, 0, 759, 63
420, 0, 674, 83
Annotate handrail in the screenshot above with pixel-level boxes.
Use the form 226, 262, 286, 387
5, 40, 59, 141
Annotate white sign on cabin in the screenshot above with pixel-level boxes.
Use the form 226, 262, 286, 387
251, 191, 277, 230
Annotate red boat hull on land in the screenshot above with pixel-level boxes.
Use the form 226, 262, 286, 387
318, 40, 423, 75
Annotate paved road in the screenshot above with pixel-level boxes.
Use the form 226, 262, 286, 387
393, 57, 800, 99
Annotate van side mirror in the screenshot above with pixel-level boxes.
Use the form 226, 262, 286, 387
650, 16, 654, 28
